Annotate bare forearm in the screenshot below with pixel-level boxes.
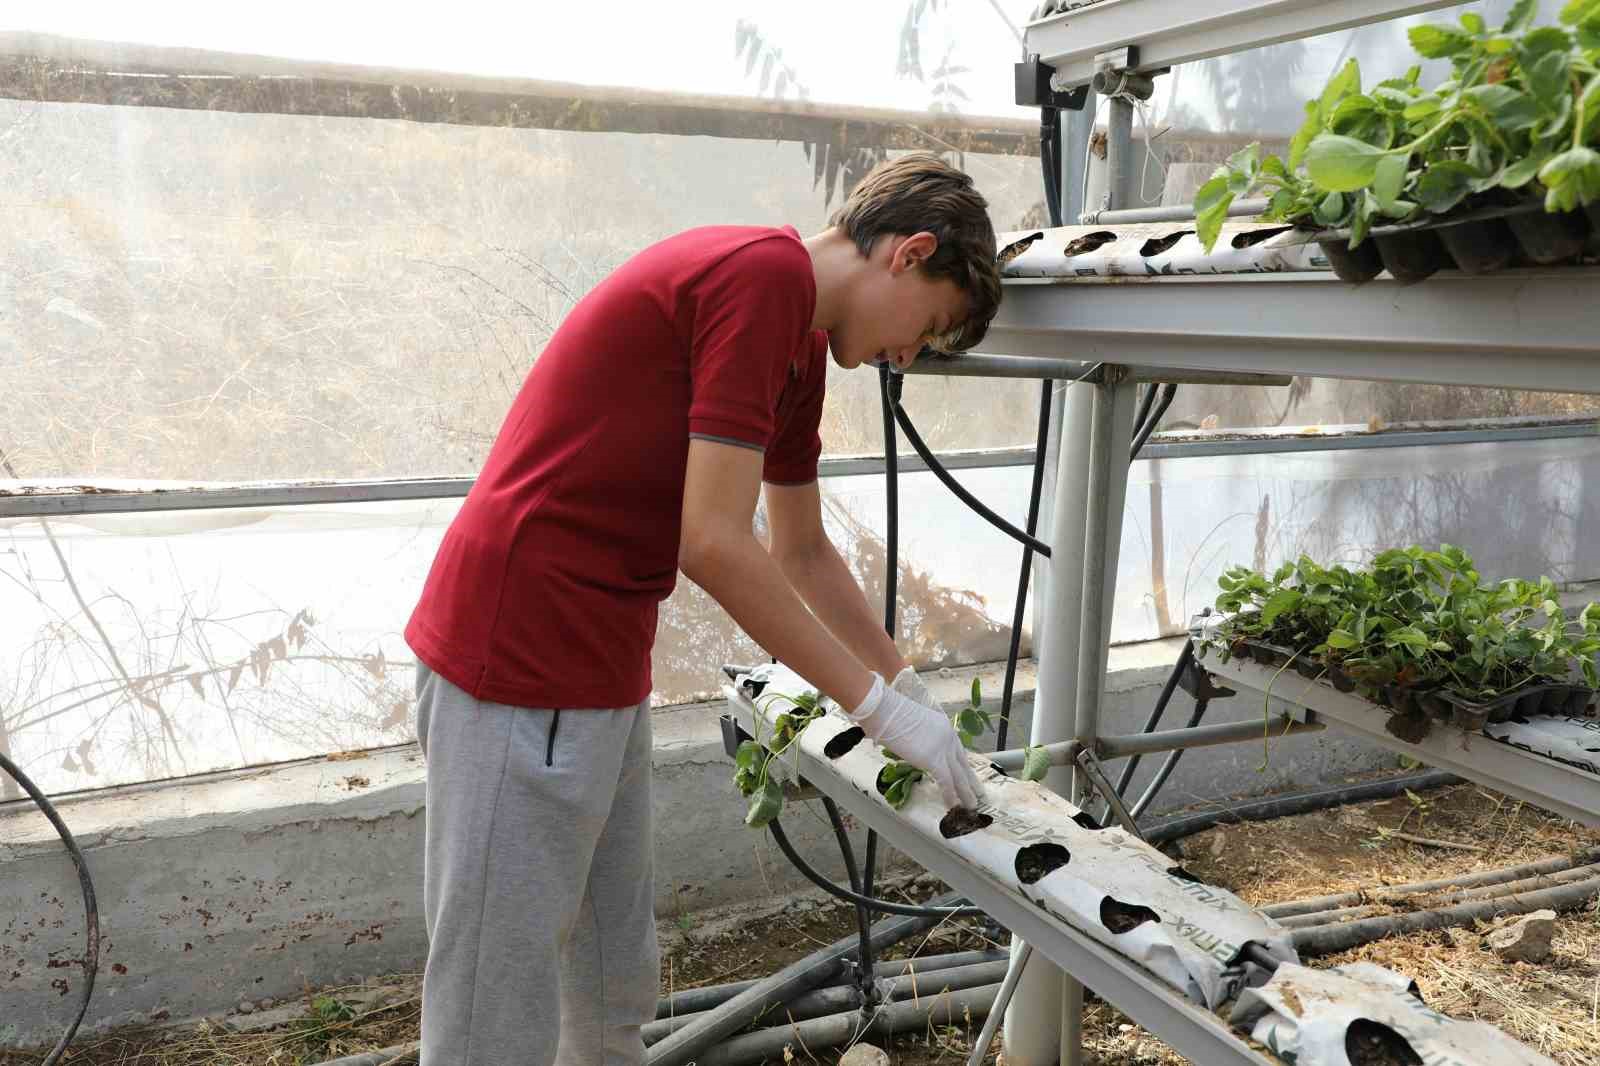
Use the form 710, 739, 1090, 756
780, 542, 908, 681
682, 532, 875, 711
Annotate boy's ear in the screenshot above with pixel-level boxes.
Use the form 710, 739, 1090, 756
888, 231, 940, 275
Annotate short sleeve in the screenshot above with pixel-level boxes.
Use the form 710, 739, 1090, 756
687, 235, 815, 451
763, 331, 828, 485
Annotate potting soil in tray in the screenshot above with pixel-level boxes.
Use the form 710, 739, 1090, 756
1311, 200, 1598, 285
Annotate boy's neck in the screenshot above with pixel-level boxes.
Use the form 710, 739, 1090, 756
802, 227, 861, 333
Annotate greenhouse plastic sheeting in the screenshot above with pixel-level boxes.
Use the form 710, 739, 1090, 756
1231, 961, 1557, 1066
996, 222, 1324, 279
733, 662, 1297, 1009
1485, 715, 1600, 776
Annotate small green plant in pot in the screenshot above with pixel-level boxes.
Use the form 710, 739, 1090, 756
1193, 2, 1600, 278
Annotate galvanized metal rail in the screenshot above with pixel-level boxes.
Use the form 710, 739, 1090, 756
1202, 654, 1600, 828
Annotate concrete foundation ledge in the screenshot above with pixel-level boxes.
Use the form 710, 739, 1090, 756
1, 639, 1392, 1047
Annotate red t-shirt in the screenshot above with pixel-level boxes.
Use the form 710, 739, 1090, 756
405, 225, 827, 709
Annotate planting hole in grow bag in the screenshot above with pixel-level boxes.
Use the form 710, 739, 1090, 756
1166, 866, 1202, 884
1344, 1018, 1423, 1066
823, 727, 865, 759
1139, 231, 1191, 257
1099, 896, 1160, 934
998, 231, 1043, 265
1063, 231, 1118, 256
939, 807, 993, 839
1231, 226, 1293, 249
1072, 811, 1102, 831
1015, 842, 1071, 884
740, 676, 769, 698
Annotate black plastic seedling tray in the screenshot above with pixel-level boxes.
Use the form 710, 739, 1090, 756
1228, 638, 1596, 735
1304, 199, 1599, 284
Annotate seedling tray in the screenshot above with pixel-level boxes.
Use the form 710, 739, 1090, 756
1230, 638, 1595, 730
1303, 199, 1599, 285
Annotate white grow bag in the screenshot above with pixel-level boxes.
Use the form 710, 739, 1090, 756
1232, 962, 1558, 1066
730, 663, 1297, 1010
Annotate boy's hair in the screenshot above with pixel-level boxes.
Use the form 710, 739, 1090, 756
829, 152, 1001, 353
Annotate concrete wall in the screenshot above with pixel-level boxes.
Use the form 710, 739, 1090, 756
0, 640, 1396, 1048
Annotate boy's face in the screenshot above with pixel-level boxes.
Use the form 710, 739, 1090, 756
828, 232, 972, 372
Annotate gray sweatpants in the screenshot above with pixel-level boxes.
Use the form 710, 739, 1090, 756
415, 663, 658, 1065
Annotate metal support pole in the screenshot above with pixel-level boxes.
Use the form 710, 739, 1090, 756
1081, 197, 1271, 226
1003, 376, 1094, 1066
1097, 716, 1325, 758
1072, 372, 1138, 804
1106, 95, 1135, 212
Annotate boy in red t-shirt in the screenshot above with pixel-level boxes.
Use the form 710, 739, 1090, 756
405, 152, 1002, 1065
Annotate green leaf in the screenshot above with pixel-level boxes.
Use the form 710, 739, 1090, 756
1260, 588, 1304, 628
1351, 192, 1375, 248
1319, 59, 1362, 124
1388, 627, 1432, 650
1289, 100, 1321, 172
1313, 189, 1348, 226
1326, 629, 1360, 649
1460, 12, 1486, 35
1409, 24, 1475, 59
1415, 161, 1479, 213
1305, 134, 1386, 192
1501, 146, 1554, 188
1539, 146, 1600, 211
970, 675, 982, 710
745, 777, 783, 828
1503, 0, 1538, 33
1193, 172, 1234, 253
1464, 84, 1542, 132
735, 740, 763, 773
1524, 45, 1573, 114
1402, 96, 1443, 122
1373, 152, 1409, 209
1562, 0, 1600, 25
1021, 745, 1051, 782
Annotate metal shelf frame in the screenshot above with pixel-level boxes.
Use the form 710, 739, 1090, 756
1204, 655, 1600, 827
1027, 0, 1462, 90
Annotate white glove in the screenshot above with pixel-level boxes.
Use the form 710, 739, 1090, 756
848, 674, 983, 810
891, 666, 938, 709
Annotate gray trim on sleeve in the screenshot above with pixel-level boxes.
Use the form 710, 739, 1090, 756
689, 432, 766, 453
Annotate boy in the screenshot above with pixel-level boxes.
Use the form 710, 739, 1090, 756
405, 152, 1003, 1065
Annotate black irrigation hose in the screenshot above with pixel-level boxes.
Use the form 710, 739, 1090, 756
1141, 769, 1461, 846
1130, 382, 1158, 446
995, 380, 1053, 754
0, 751, 99, 1066
820, 795, 877, 1004
1129, 383, 1178, 460
0, 758, 271, 1066
1110, 639, 1195, 800
890, 400, 1053, 559
766, 817, 987, 918
1126, 697, 1212, 822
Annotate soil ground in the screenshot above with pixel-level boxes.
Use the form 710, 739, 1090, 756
4, 778, 1598, 1065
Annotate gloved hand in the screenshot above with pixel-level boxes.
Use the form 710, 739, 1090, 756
891, 665, 938, 709
847, 674, 984, 810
